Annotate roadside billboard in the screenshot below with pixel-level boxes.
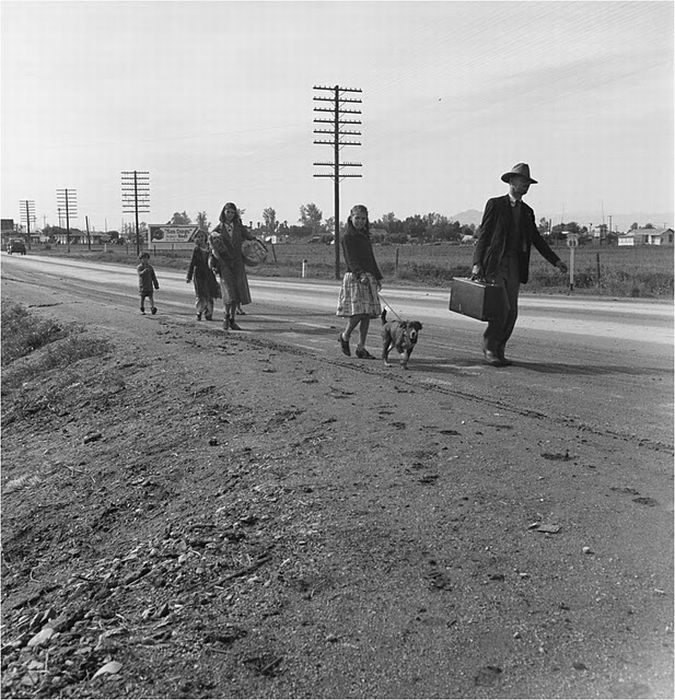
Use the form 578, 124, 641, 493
148, 224, 199, 250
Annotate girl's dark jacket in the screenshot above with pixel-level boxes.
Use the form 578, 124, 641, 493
473, 194, 560, 284
341, 228, 383, 281
187, 245, 221, 300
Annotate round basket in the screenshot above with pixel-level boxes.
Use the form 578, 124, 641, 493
241, 239, 268, 267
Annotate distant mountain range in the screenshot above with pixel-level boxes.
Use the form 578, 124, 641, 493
449, 209, 673, 231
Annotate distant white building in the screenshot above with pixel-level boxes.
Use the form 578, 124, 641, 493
618, 228, 674, 246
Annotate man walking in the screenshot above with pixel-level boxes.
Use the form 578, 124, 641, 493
471, 163, 567, 366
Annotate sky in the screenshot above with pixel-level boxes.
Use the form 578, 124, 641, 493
1, 0, 673, 232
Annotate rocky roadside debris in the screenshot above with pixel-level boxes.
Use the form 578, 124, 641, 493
2, 309, 672, 699
1, 514, 284, 698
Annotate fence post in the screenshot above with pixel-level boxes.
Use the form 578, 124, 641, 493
595, 252, 601, 287
395, 246, 400, 276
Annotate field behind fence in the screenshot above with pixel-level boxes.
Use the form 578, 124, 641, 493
31, 241, 674, 298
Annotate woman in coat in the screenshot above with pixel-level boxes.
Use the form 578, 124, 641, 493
209, 202, 255, 330
186, 229, 220, 321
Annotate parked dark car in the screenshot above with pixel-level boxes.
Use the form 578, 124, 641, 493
8, 239, 26, 255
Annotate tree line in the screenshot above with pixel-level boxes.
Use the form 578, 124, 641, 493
35, 205, 659, 246
165, 204, 480, 244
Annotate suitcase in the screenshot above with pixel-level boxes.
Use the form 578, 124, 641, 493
448, 277, 505, 322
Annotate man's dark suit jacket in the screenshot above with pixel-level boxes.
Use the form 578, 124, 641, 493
473, 195, 560, 284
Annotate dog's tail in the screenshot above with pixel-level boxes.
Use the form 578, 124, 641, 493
380, 309, 387, 324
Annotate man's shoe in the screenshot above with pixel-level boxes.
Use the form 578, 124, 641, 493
197, 313, 202, 321
229, 316, 242, 331
151, 307, 157, 315
496, 347, 513, 366
483, 349, 506, 367
338, 333, 351, 356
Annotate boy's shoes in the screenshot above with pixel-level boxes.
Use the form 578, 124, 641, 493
151, 307, 157, 315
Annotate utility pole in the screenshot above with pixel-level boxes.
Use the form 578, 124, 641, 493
121, 171, 150, 256
313, 85, 362, 279
56, 189, 77, 252
19, 200, 35, 242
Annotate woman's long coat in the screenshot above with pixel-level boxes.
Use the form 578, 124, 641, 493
209, 223, 254, 305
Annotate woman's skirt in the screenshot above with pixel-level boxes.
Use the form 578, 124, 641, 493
336, 272, 381, 318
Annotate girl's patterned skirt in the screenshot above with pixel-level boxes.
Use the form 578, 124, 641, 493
336, 272, 381, 318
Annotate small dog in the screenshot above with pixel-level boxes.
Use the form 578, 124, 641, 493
381, 309, 423, 369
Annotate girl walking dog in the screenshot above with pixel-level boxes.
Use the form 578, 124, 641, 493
336, 204, 383, 359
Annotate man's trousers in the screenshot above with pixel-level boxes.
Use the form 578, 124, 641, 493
483, 253, 520, 355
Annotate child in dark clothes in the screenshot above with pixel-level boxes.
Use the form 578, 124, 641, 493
137, 252, 159, 314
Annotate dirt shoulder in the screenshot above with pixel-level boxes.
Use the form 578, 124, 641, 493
1, 287, 673, 699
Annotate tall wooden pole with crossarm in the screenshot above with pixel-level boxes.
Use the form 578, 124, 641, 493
313, 85, 362, 280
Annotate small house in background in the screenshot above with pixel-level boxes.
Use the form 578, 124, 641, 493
618, 228, 674, 246
30, 231, 51, 245
53, 230, 84, 245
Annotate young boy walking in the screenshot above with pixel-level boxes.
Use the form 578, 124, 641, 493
137, 252, 159, 314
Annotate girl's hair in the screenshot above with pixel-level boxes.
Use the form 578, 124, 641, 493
346, 204, 370, 235
219, 203, 242, 226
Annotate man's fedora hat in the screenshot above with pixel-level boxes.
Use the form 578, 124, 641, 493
501, 163, 538, 184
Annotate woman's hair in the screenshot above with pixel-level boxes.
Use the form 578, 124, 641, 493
347, 204, 370, 235
219, 203, 242, 226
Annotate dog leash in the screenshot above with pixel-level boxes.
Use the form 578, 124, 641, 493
378, 293, 404, 322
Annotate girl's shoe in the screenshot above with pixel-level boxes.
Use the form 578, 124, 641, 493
355, 347, 375, 359
229, 316, 242, 331
338, 333, 350, 356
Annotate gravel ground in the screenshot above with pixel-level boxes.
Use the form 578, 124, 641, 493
1, 279, 673, 699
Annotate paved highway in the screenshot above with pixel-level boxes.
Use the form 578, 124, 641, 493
2, 253, 673, 449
